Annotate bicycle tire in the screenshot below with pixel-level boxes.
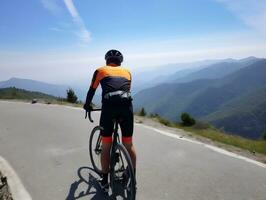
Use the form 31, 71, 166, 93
89, 126, 103, 174
110, 143, 136, 200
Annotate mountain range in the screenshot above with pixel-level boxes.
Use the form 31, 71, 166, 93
1, 57, 265, 139
134, 57, 266, 139
131, 56, 259, 94
0, 77, 87, 100
0, 77, 68, 97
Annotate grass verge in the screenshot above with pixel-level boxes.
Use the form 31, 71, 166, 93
145, 115, 266, 155
181, 126, 266, 155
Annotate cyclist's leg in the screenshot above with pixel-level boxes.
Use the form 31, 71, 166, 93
122, 139, 136, 171
101, 141, 112, 173
100, 106, 114, 174
119, 103, 137, 170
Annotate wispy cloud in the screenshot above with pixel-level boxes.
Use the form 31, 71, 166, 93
217, 0, 266, 33
41, 0, 91, 44
41, 0, 63, 15
63, 0, 91, 43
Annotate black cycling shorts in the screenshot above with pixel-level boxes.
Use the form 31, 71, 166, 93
100, 102, 134, 138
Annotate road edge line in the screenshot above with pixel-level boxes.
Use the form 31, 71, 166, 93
0, 156, 32, 200
136, 123, 266, 169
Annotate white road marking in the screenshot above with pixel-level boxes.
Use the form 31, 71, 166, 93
137, 124, 266, 169
0, 156, 32, 200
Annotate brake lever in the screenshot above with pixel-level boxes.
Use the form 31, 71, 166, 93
88, 110, 94, 123
85, 109, 101, 123
85, 111, 88, 119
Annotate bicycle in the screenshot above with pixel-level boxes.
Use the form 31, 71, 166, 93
86, 109, 136, 199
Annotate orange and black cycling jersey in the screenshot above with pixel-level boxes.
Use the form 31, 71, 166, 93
85, 65, 131, 104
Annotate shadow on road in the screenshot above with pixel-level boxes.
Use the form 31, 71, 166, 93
66, 166, 132, 200
66, 166, 111, 200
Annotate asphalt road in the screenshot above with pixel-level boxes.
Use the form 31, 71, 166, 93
0, 101, 266, 200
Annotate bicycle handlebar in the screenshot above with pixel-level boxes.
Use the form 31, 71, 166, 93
85, 108, 102, 123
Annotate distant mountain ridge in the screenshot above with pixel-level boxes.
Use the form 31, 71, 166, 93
134, 58, 266, 139
0, 77, 73, 98
171, 56, 260, 83
132, 56, 260, 94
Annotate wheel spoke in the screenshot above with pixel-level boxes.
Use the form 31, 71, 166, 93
110, 144, 136, 200
89, 126, 103, 174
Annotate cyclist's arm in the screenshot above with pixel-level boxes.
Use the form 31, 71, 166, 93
129, 71, 132, 90
85, 70, 100, 106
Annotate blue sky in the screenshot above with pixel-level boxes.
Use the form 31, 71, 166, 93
1, 0, 266, 83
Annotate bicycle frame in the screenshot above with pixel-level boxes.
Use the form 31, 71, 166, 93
87, 109, 136, 199
110, 120, 125, 169
86, 109, 125, 169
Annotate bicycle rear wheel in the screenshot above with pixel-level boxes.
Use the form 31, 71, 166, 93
110, 143, 136, 200
89, 126, 103, 174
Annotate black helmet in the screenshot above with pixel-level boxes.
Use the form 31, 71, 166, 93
105, 49, 123, 63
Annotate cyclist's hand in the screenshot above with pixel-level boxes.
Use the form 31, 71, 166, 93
83, 103, 93, 112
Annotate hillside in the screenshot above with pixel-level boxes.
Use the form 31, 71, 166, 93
132, 57, 260, 95
202, 88, 266, 139
0, 87, 59, 101
172, 57, 260, 83
131, 58, 248, 94
134, 79, 212, 119
185, 59, 266, 118
0, 77, 68, 97
134, 59, 266, 139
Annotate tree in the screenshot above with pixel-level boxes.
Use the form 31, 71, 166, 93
149, 113, 159, 118
139, 107, 146, 116
66, 88, 78, 103
263, 131, 266, 141
181, 112, 196, 126
11, 88, 17, 98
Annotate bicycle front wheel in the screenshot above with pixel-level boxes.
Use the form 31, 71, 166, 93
110, 143, 136, 200
89, 126, 103, 174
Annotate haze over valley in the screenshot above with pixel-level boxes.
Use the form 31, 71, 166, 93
1, 56, 266, 140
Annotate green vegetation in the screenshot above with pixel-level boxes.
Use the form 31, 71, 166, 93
0, 87, 58, 101
0, 87, 83, 107
147, 112, 175, 126
66, 88, 78, 103
148, 113, 266, 155
181, 112, 196, 126
149, 113, 159, 118
138, 107, 147, 116
181, 126, 266, 155
157, 116, 173, 127
263, 131, 266, 141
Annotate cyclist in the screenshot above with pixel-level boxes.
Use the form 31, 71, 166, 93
83, 49, 137, 192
